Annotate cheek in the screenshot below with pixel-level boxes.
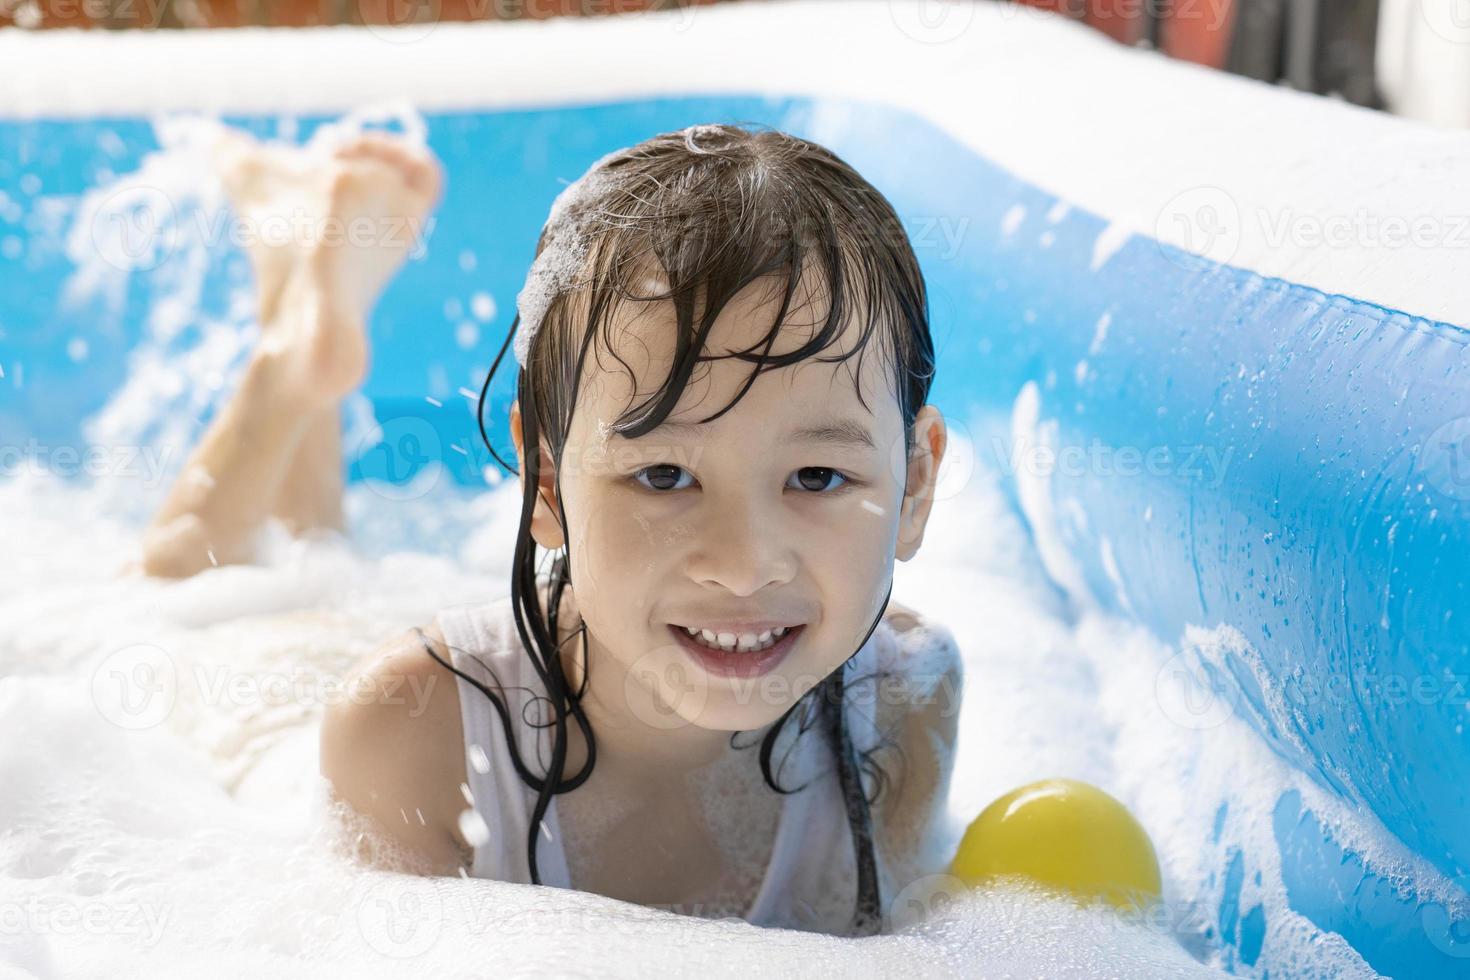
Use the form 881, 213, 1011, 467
593, 502, 666, 570
568, 495, 669, 624
809, 496, 899, 568
805, 507, 899, 648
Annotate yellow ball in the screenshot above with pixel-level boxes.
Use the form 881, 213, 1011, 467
949, 778, 1162, 911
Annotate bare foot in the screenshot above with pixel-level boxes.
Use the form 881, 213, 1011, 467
212, 129, 325, 323
312, 132, 444, 320
212, 128, 443, 406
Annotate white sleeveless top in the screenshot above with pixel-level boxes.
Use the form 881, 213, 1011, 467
433, 580, 960, 936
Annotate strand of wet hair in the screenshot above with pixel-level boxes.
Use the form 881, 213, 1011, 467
756, 577, 892, 934
469, 312, 598, 882
832, 580, 891, 936
825, 664, 884, 937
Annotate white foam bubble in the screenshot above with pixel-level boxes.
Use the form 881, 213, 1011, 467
1000, 203, 1026, 237
470, 291, 496, 322
457, 807, 490, 848
513, 145, 634, 367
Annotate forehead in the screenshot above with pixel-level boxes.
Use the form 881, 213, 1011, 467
576, 265, 896, 445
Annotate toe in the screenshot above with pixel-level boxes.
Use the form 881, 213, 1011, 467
213, 132, 268, 194
404, 153, 443, 201
335, 134, 438, 188
211, 127, 261, 168
334, 132, 414, 166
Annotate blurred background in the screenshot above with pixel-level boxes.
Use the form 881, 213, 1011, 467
2, 0, 1467, 127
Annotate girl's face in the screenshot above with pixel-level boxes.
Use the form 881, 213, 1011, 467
513, 271, 946, 735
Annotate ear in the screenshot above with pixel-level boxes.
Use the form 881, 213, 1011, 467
508, 398, 566, 550
896, 405, 947, 562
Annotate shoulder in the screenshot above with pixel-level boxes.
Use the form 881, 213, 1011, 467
870, 601, 964, 734
319, 620, 472, 875
854, 603, 963, 874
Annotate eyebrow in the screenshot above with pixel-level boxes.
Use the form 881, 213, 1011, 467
637, 415, 878, 451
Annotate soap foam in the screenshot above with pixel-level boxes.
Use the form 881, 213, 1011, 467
6, 420, 1452, 976
513, 145, 627, 367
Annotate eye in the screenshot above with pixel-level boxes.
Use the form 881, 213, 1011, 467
788, 466, 852, 493
630, 465, 858, 494
632, 464, 695, 492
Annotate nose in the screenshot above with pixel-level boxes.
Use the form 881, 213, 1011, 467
684, 495, 796, 597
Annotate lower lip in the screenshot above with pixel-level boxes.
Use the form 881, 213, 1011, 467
668, 624, 805, 679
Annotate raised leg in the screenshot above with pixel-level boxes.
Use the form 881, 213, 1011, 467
133, 129, 442, 579
270, 404, 346, 539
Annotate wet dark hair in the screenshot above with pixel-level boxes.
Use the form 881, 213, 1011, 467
423, 122, 935, 936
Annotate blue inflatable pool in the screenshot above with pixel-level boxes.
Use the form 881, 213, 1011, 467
1, 3, 1467, 975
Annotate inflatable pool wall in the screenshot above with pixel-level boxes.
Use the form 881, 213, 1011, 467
2, 3, 1467, 975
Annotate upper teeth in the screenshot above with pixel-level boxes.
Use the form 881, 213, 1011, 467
682, 625, 790, 651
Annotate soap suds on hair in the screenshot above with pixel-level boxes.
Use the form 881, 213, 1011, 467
515, 125, 725, 368
514, 146, 628, 367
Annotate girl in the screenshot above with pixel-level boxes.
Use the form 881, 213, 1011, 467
142, 122, 962, 936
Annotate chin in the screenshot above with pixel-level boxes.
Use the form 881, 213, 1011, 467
680, 695, 800, 734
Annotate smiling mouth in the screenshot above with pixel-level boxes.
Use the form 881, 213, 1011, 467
667, 624, 805, 679
674, 624, 796, 653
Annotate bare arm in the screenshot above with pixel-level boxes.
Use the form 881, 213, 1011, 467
319, 623, 473, 877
